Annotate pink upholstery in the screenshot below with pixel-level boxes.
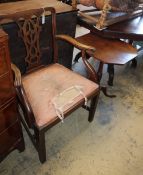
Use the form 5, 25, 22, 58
22, 64, 99, 127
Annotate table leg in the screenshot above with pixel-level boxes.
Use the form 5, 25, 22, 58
97, 61, 104, 82
131, 58, 137, 68
107, 64, 114, 86
98, 62, 116, 98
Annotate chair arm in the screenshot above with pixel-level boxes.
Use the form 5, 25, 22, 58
56, 34, 98, 83
11, 63, 22, 87
56, 34, 96, 52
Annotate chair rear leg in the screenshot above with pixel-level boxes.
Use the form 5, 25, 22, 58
17, 138, 25, 152
34, 127, 46, 163
88, 93, 100, 122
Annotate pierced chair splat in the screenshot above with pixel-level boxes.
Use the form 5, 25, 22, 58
1, 7, 100, 163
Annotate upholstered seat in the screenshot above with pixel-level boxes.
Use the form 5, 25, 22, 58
22, 63, 99, 127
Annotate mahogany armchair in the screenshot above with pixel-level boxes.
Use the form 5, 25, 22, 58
1, 7, 99, 163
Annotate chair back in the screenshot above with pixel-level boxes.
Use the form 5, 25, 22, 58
0, 7, 58, 72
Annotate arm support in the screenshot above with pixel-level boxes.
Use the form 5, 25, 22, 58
56, 34, 95, 52
11, 63, 22, 87
56, 34, 98, 83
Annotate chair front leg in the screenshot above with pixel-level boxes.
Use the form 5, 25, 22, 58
88, 92, 100, 122
34, 127, 46, 163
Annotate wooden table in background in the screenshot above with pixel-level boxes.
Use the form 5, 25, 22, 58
78, 14, 143, 41
78, 14, 143, 85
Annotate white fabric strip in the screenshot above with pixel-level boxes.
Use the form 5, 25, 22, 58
51, 85, 88, 122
